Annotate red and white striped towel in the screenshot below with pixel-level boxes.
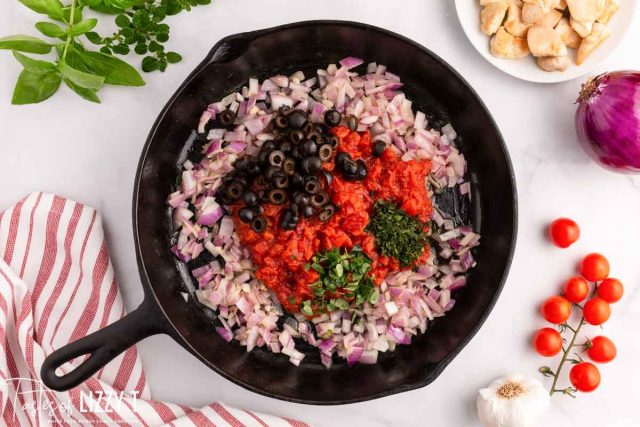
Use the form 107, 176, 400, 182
0, 193, 310, 427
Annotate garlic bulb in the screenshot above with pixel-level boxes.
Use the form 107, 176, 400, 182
477, 374, 550, 427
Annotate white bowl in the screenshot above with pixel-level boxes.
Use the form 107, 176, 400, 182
454, 0, 638, 83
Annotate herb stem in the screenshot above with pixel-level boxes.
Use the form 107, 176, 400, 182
62, 0, 78, 60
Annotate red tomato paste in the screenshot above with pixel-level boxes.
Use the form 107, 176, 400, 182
233, 127, 433, 313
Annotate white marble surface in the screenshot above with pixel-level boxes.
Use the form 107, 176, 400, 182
1, 1, 640, 426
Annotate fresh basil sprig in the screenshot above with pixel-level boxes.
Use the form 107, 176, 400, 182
0, 0, 211, 104
0, 0, 144, 104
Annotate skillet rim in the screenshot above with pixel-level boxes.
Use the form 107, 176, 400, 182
132, 19, 518, 405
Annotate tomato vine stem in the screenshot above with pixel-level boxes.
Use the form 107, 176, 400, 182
549, 316, 585, 396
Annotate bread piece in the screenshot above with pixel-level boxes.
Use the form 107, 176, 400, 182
522, 2, 547, 24
555, 17, 582, 48
566, 0, 605, 22
505, 4, 531, 36
537, 56, 570, 71
481, 1, 510, 35
576, 22, 611, 64
490, 26, 531, 58
555, 0, 568, 10
597, 0, 619, 24
527, 25, 568, 56
536, 8, 563, 27
570, 17, 593, 37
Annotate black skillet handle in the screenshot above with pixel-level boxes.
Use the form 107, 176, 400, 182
41, 297, 166, 391
205, 26, 273, 64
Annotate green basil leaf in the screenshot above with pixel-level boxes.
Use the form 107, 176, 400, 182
79, 0, 101, 6
59, 61, 105, 90
63, 78, 101, 103
65, 47, 144, 86
35, 22, 67, 39
69, 18, 98, 36
12, 51, 56, 74
87, 3, 126, 14
12, 69, 61, 105
166, 51, 181, 64
18, 0, 65, 21
110, 0, 140, 10
155, 32, 169, 43
0, 35, 52, 54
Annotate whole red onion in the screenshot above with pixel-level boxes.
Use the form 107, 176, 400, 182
575, 71, 640, 173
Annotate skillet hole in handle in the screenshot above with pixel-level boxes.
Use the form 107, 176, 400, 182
40, 298, 165, 391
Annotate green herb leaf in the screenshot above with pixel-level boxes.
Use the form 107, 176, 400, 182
12, 51, 56, 74
18, 0, 65, 21
35, 21, 67, 39
132, 10, 151, 28
134, 43, 148, 55
141, 55, 159, 72
63, 77, 101, 102
65, 47, 144, 86
111, 44, 130, 55
59, 61, 105, 90
301, 247, 379, 315
68, 18, 98, 36
148, 40, 161, 52
301, 300, 313, 316
115, 14, 130, 28
366, 201, 430, 267
84, 31, 102, 44
155, 32, 169, 43
165, 0, 183, 15
12, 69, 61, 105
0, 35, 52, 54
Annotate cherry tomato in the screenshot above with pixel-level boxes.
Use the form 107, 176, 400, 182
541, 296, 572, 324
597, 278, 624, 303
583, 297, 611, 325
588, 336, 617, 363
569, 362, 600, 392
548, 218, 580, 248
579, 253, 610, 282
533, 328, 563, 357
563, 276, 589, 303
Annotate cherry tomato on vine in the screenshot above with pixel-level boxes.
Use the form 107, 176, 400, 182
579, 253, 610, 282
570, 362, 600, 392
541, 296, 572, 324
597, 278, 624, 303
583, 298, 611, 325
533, 328, 563, 357
563, 276, 589, 303
548, 218, 580, 248
587, 336, 617, 363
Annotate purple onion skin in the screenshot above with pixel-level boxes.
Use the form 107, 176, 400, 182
575, 71, 640, 173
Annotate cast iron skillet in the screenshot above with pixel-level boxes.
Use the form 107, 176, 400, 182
41, 20, 517, 404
